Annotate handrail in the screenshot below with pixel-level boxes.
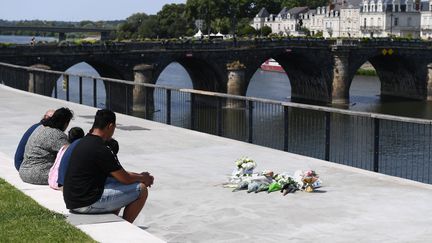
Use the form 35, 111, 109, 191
1, 61, 431, 125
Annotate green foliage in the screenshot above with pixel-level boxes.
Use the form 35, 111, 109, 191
313, 30, 323, 38
260, 26, 273, 36
299, 27, 311, 36
211, 18, 231, 34
238, 24, 257, 37
356, 68, 377, 76
0, 178, 95, 242
281, 0, 328, 9
158, 4, 192, 38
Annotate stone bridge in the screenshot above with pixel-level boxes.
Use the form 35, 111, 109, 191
1, 38, 432, 112
0, 26, 114, 41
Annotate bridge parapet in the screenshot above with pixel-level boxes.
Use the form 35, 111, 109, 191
1, 38, 432, 105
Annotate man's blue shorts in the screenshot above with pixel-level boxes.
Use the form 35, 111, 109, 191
71, 177, 141, 214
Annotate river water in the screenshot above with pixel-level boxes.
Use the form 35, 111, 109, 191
2, 35, 431, 183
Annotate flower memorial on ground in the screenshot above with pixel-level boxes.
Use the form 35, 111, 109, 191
234, 156, 257, 176
224, 157, 322, 195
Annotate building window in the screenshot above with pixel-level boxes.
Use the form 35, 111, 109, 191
364, 18, 367, 27
394, 17, 398, 26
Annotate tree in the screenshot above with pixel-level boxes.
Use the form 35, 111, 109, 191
281, 0, 328, 9
210, 18, 230, 34
238, 24, 257, 37
260, 26, 272, 36
117, 13, 151, 39
157, 4, 191, 38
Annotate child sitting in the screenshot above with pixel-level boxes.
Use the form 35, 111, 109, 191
48, 127, 84, 190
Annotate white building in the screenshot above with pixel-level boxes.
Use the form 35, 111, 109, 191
360, 0, 420, 38
252, 0, 422, 38
420, 0, 432, 39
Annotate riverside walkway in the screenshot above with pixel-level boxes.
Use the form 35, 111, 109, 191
1, 84, 432, 242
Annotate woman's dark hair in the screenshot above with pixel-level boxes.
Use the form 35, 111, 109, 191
105, 138, 119, 155
68, 127, 84, 143
42, 107, 73, 131
92, 109, 116, 130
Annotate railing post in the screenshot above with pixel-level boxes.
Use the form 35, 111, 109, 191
145, 87, 150, 119
124, 84, 129, 115
373, 118, 380, 172
125, 84, 130, 115
79, 76, 83, 104
216, 97, 223, 136
190, 93, 195, 130
107, 81, 111, 110
325, 112, 331, 161
166, 89, 171, 125
54, 75, 58, 98
93, 78, 97, 107
284, 106, 289, 152
248, 100, 253, 143
30, 71, 36, 93
65, 75, 70, 101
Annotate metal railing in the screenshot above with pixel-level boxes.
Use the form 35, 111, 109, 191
1, 62, 431, 184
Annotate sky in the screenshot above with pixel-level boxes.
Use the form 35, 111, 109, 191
0, 0, 187, 21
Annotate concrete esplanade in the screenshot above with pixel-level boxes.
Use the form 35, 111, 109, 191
1, 39, 432, 110
1, 83, 432, 242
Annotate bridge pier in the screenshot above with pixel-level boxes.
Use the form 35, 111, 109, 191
58, 32, 66, 42
133, 64, 155, 116
28, 64, 55, 97
226, 65, 246, 108
331, 50, 350, 104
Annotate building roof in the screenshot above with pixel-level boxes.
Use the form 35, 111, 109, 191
279, 7, 289, 16
256, 8, 270, 18
287, 7, 309, 15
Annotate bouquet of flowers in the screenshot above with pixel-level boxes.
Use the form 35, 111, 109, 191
294, 170, 321, 192
234, 156, 257, 176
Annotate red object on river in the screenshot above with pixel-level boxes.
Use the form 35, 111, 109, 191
260, 59, 285, 73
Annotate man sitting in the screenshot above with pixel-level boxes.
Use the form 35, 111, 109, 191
63, 109, 154, 223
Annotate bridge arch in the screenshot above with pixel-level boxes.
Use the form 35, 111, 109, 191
154, 57, 225, 92
49, 60, 126, 112
348, 52, 428, 101
245, 49, 333, 103
246, 59, 291, 101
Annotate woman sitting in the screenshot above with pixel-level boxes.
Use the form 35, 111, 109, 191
19, 107, 73, 185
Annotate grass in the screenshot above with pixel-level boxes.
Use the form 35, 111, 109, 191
356, 68, 377, 76
0, 178, 95, 242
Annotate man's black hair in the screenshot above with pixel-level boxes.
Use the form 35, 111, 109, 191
92, 109, 116, 130
68, 127, 84, 143
42, 107, 73, 131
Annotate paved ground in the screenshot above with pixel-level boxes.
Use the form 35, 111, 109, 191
1, 84, 432, 243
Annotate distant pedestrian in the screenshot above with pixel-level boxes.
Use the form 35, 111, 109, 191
19, 107, 73, 185
30, 37, 35, 46
14, 109, 55, 171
